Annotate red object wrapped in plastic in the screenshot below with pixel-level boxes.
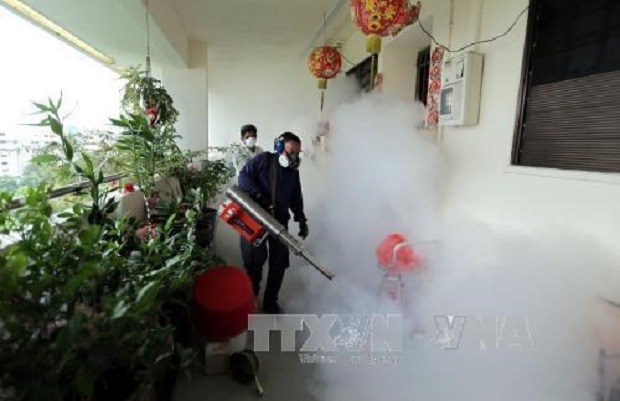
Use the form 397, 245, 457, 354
192, 266, 257, 341
376, 233, 422, 273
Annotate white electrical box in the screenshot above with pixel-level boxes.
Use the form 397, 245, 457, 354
438, 52, 484, 127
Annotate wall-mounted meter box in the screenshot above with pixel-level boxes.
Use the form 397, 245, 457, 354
439, 52, 484, 127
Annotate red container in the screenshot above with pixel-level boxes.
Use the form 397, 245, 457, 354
219, 201, 266, 245
376, 233, 422, 273
192, 266, 257, 341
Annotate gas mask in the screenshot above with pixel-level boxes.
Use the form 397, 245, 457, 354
244, 137, 257, 149
278, 152, 301, 169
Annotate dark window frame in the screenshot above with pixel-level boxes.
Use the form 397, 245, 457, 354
346, 54, 379, 93
511, 0, 540, 166
511, 0, 620, 173
416, 46, 431, 106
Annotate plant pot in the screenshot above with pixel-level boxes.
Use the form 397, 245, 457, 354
195, 208, 217, 248
152, 358, 179, 401
93, 365, 141, 401
162, 295, 192, 348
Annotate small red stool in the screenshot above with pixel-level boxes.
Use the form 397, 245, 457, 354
192, 266, 257, 342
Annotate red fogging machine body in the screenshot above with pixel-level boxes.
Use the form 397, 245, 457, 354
218, 186, 335, 280
219, 200, 268, 246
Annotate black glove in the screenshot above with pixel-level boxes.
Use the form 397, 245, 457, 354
298, 221, 309, 239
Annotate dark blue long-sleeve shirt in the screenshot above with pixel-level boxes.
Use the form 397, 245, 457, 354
238, 152, 306, 225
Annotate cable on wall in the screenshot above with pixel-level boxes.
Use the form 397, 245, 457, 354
418, 4, 530, 53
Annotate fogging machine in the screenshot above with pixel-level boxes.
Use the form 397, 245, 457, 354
218, 185, 335, 280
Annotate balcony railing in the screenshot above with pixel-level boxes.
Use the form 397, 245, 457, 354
8, 173, 125, 210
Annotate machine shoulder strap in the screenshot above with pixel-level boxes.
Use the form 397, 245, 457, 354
269, 154, 277, 216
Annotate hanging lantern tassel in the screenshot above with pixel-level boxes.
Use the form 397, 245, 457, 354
318, 79, 327, 111
370, 54, 377, 91
366, 35, 382, 54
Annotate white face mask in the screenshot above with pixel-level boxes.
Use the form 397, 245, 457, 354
244, 137, 257, 148
278, 154, 290, 168
278, 153, 300, 169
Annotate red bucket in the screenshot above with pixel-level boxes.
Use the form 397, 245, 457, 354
192, 266, 257, 341
376, 233, 421, 273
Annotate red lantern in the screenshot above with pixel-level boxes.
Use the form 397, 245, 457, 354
308, 46, 343, 90
350, 0, 421, 54
388, 1, 421, 37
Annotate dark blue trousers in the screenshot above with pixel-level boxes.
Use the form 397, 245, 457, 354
240, 232, 290, 307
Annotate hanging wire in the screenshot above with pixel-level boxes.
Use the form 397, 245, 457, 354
340, 52, 356, 66
323, 13, 328, 46
145, 0, 151, 77
417, 5, 530, 53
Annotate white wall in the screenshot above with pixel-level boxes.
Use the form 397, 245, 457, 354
438, 0, 620, 252
162, 40, 209, 151
207, 46, 321, 150
337, 0, 620, 253
146, 0, 188, 65
379, 19, 432, 104
207, 45, 333, 264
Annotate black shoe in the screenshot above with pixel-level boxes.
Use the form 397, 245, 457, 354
263, 302, 284, 314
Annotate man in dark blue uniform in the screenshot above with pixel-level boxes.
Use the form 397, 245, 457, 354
238, 132, 309, 313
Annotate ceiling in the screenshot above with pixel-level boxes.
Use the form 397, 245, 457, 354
12, 0, 187, 68
10, 0, 357, 70
170, 0, 355, 50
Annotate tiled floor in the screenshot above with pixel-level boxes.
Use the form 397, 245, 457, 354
173, 333, 318, 401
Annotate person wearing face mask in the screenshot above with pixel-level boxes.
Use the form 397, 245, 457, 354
237, 132, 309, 314
227, 124, 264, 176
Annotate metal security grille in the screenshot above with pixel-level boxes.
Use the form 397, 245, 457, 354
346, 54, 378, 93
512, 0, 620, 172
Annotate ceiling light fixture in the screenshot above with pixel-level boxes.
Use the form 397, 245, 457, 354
0, 0, 115, 65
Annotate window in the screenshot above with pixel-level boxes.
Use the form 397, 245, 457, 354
416, 47, 431, 106
512, 0, 620, 173
346, 54, 379, 93
0, 7, 121, 190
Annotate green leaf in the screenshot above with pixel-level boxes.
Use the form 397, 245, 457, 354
65, 141, 74, 161
136, 281, 159, 303
111, 300, 129, 319
81, 152, 94, 175
32, 101, 52, 113
75, 367, 94, 397
133, 281, 160, 313
56, 312, 85, 349
65, 261, 99, 294
165, 213, 177, 232
8, 252, 28, 272
49, 118, 63, 136
30, 154, 59, 164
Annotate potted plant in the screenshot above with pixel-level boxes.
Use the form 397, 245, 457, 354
0, 97, 217, 401
172, 155, 234, 248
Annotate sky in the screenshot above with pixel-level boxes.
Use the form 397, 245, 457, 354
0, 7, 122, 133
